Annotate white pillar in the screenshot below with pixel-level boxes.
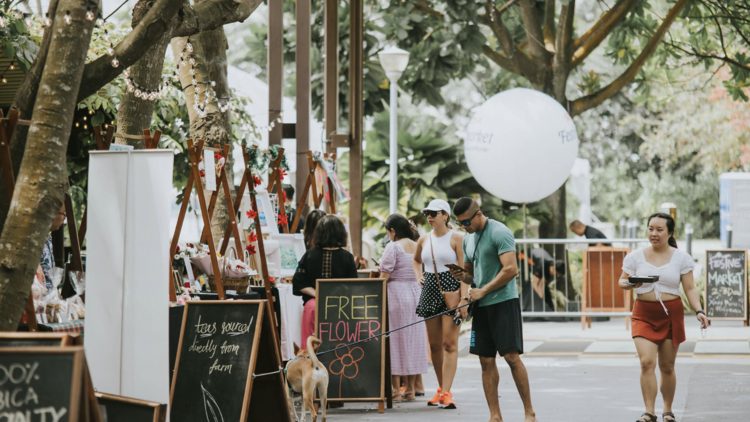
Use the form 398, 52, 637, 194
389, 79, 398, 214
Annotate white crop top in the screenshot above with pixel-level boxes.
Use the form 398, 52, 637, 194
622, 248, 695, 314
421, 230, 457, 273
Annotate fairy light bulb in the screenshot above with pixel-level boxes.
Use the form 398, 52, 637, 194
96, 18, 103, 27
106, 46, 114, 56
24, 17, 32, 28
186, 42, 193, 52
128, 85, 134, 93
64, 11, 71, 25
134, 89, 141, 98
123, 69, 130, 78
86, 8, 95, 21
189, 67, 195, 75
103, 31, 110, 42
9, 62, 14, 70
0, 16, 5, 27
83, 124, 87, 129
111, 56, 119, 68
2, 78, 7, 84
189, 57, 195, 65
44, 13, 51, 26
211, 81, 216, 87
75, 122, 79, 127
88, 109, 93, 115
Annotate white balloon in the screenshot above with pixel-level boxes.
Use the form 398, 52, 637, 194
464, 88, 579, 204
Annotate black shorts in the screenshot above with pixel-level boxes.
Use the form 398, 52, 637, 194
469, 298, 524, 357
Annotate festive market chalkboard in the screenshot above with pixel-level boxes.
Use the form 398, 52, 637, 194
96, 392, 166, 422
316, 278, 387, 403
0, 347, 85, 422
705, 250, 748, 321
169, 300, 290, 422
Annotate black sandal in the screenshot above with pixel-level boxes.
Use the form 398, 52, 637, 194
663, 412, 676, 422
636, 413, 657, 422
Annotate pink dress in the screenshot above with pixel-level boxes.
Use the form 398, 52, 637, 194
380, 241, 428, 376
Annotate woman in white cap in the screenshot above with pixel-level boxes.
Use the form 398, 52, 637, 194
413, 199, 467, 410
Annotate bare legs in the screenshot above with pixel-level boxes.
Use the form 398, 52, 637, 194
479, 352, 536, 422
479, 357, 502, 422
635, 337, 679, 415
425, 318, 444, 390
441, 314, 460, 393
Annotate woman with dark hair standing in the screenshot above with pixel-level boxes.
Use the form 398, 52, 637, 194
293, 215, 358, 349
413, 199, 467, 409
303, 210, 326, 250
619, 213, 708, 422
379, 214, 428, 402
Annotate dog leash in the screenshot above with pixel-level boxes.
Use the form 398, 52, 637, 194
313, 302, 473, 358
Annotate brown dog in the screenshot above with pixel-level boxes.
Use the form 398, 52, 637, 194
285, 336, 329, 422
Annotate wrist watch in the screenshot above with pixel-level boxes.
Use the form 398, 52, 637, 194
696, 310, 705, 315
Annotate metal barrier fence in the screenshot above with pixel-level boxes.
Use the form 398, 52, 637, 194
514, 239, 651, 317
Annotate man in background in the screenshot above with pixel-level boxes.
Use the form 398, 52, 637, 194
570, 220, 611, 246
281, 185, 304, 233
518, 248, 566, 312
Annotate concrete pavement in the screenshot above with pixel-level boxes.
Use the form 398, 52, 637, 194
315, 318, 750, 421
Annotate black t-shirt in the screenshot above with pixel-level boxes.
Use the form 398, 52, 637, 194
584, 225, 611, 246
292, 247, 358, 304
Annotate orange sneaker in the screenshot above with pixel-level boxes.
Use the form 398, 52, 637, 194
441, 391, 456, 409
427, 388, 442, 406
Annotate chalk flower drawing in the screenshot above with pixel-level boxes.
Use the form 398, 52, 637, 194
201, 382, 225, 422
329, 343, 364, 398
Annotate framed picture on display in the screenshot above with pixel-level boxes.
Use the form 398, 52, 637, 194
242, 190, 279, 234
268, 233, 306, 277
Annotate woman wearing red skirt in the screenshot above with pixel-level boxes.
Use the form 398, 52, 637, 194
619, 213, 708, 422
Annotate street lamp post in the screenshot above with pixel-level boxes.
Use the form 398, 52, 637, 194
378, 47, 410, 215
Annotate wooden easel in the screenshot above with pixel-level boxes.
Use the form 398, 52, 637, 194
266, 148, 290, 234
198, 144, 244, 255
169, 139, 232, 301
290, 151, 338, 233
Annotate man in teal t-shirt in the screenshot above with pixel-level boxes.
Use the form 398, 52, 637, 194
449, 197, 537, 422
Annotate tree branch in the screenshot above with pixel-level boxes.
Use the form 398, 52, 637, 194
571, 0, 639, 68
543, 0, 556, 52
482, 45, 521, 73
570, 0, 690, 116
77, 0, 263, 102
663, 40, 750, 73
552, 0, 575, 102
519, 0, 550, 60
412, 0, 444, 21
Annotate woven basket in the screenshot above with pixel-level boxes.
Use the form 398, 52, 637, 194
208, 246, 251, 294
208, 275, 250, 294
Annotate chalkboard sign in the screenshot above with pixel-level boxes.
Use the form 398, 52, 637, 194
96, 392, 165, 422
0, 333, 78, 347
316, 278, 387, 403
170, 300, 290, 422
705, 250, 748, 320
0, 347, 85, 421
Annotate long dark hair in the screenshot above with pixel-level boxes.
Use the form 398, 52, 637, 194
647, 212, 677, 248
303, 210, 326, 249
313, 215, 348, 248
385, 214, 419, 241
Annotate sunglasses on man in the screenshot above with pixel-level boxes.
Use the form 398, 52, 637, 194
455, 210, 480, 227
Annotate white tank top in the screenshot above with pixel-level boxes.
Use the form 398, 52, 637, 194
421, 230, 457, 274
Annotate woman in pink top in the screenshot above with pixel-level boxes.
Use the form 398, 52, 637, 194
379, 214, 428, 402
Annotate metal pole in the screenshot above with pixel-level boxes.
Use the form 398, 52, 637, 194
389, 81, 398, 214
685, 223, 693, 257
522, 203, 529, 311
727, 224, 733, 248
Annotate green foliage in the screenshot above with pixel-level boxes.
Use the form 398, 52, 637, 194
0, 8, 41, 71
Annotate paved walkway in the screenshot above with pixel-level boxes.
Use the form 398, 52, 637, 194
313, 318, 750, 421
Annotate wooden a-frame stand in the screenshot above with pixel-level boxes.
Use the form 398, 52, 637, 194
267, 147, 290, 234
0, 110, 83, 331
169, 140, 244, 302
290, 151, 338, 233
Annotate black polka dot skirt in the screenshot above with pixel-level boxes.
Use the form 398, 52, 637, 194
416, 271, 461, 318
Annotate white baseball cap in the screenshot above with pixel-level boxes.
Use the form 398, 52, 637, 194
421, 199, 451, 215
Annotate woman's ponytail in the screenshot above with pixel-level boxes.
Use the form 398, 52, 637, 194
668, 236, 678, 248
408, 219, 420, 241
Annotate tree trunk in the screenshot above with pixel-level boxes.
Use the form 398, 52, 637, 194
115, 0, 178, 149
170, 35, 232, 248
199, 27, 237, 237
0, 0, 59, 236
0, 2, 95, 330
